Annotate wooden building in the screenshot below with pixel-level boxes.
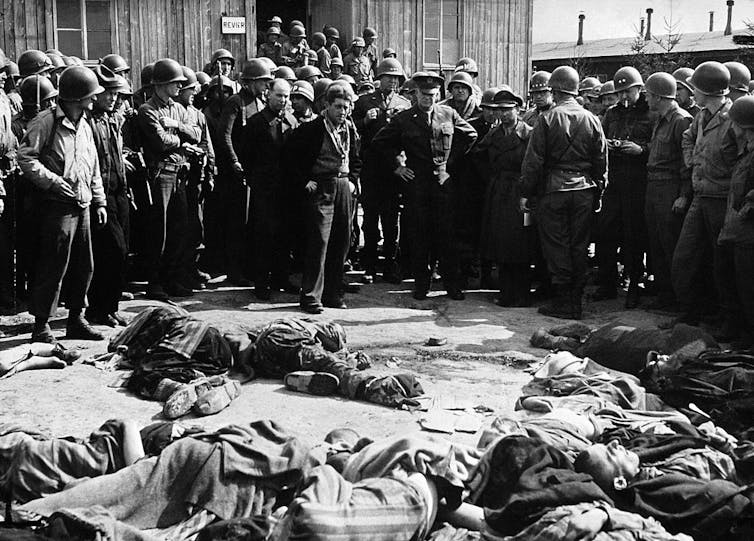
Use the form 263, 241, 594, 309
0, 0, 532, 96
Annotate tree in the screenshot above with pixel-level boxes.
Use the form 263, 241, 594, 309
625, 16, 692, 78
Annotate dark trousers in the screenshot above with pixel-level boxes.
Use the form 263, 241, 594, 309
220, 177, 251, 279
31, 201, 93, 320
146, 171, 189, 287
252, 188, 289, 289
595, 177, 648, 287
644, 181, 684, 302
300, 178, 354, 307
361, 174, 400, 273
537, 189, 595, 287
406, 177, 461, 292
671, 196, 728, 317
186, 175, 205, 271
88, 193, 129, 316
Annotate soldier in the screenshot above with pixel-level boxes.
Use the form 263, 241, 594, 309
240, 79, 298, 300
133, 62, 155, 109
297, 65, 322, 85
310, 32, 332, 76
176, 67, 214, 290
17, 50, 53, 80
643, 72, 692, 311
453, 57, 483, 101
100, 53, 130, 76
522, 71, 553, 127
312, 78, 333, 115
382, 48, 397, 59
209, 49, 241, 93
441, 71, 481, 120
325, 27, 342, 62
578, 76, 602, 115
330, 57, 344, 80
4, 62, 22, 115
18, 66, 107, 343
672, 62, 738, 333
218, 58, 272, 285
275, 66, 297, 85
282, 25, 308, 69
0, 50, 16, 309
672, 67, 701, 117
520, 65, 607, 320
137, 58, 202, 300
594, 66, 654, 309
265, 16, 288, 47
343, 38, 371, 84
86, 66, 130, 327
290, 81, 317, 123
353, 58, 411, 284
724, 61, 751, 102
257, 27, 284, 67
598, 81, 619, 119
46, 53, 66, 89
372, 72, 477, 300
284, 83, 361, 313
362, 27, 379, 77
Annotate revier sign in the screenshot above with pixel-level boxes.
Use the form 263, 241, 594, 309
221, 17, 246, 34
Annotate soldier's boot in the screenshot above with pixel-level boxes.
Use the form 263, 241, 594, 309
530, 328, 580, 350
538, 285, 575, 319
572, 287, 584, 320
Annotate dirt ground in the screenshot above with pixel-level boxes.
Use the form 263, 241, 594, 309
0, 278, 669, 449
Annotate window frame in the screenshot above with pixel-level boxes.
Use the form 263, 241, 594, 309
53, 0, 115, 62
422, 0, 462, 72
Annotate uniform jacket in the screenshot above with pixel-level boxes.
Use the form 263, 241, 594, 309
521, 97, 607, 198
371, 103, 477, 182
681, 99, 738, 199
257, 42, 284, 66
646, 102, 692, 196
137, 94, 201, 167
219, 89, 265, 169
602, 93, 655, 181
283, 115, 361, 190
719, 144, 754, 245
314, 47, 332, 76
184, 105, 215, 172
240, 107, 299, 191
89, 110, 127, 196
342, 53, 372, 83
439, 95, 481, 121
352, 90, 412, 152
522, 103, 553, 127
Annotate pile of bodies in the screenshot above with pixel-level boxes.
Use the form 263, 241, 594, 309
2, 314, 754, 539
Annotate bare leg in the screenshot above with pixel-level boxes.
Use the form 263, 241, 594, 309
122, 420, 145, 465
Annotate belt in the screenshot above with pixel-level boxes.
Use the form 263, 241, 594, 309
153, 161, 185, 173
316, 174, 349, 182
551, 168, 586, 175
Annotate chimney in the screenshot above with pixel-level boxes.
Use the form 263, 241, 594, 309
709, 11, 714, 31
640, 17, 645, 36
645, 8, 653, 41
724, 0, 734, 36
577, 13, 585, 46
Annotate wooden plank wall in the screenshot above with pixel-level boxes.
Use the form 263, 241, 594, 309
352, 0, 420, 76
310, 0, 355, 53
0, 0, 49, 59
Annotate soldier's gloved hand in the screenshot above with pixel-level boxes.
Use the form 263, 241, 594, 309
160, 117, 179, 129
51, 178, 77, 200
305, 180, 318, 193
394, 166, 415, 182
96, 207, 108, 227
620, 141, 642, 155
672, 196, 688, 214
365, 108, 379, 123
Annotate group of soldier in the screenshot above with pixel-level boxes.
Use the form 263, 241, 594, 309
0, 15, 751, 347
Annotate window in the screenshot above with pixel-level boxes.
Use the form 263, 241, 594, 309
423, 0, 460, 68
55, 0, 112, 60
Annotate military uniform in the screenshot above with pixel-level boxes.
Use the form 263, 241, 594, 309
364, 43, 379, 77
0, 89, 16, 305
343, 53, 372, 84
522, 103, 553, 127
372, 103, 477, 297
314, 47, 332, 77
281, 42, 308, 69
257, 42, 284, 66
352, 89, 411, 279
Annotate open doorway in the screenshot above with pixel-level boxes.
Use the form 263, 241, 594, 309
256, 0, 308, 44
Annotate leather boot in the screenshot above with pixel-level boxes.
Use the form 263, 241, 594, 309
538, 285, 575, 319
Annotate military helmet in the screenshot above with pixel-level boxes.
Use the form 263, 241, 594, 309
100, 53, 130, 74
140, 62, 155, 89
290, 19, 304, 29
330, 57, 344, 68
275, 65, 297, 82
267, 26, 281, 36
45, 48, 62, 56
447, 71, 474, 92
291, 80, 315, 103
210, 48, 235, 69
267, 15, 283, 25
363, 27, 378, 38
240, 58, 274, 81
208, 74, 234, 93
579, 76, 601, 94
480, 86, 502, 107
68, 56, 84, 66
18, 49, 53, 78
613, 66, 643, 92
290, 25, 307, 39
375, 58, 405, 84
358, 80, 375, 93
47, 53, 66, 72
313, 77, 333, 101
645, 72, 676, 99
724, 61, 751, 92
304, 49, 318, 63
749, 80, 754, 93
93, 64, 125, 90
0, 48, 6, 69
382, 47, 396, 58
729, 95, 754, 129
689, 61, 730, 96
19, 75, 58, 105
181, 66, 200, 90
257, 56, 278, 75
6, 61, 20, 79
61, 56, 76, 67
195, 71, 211, 86
529, 71, 551, 92
311, 32, 327, 48
297, 65, 322, 80
454, 57, 479, 77
324, 27, 340, 39
351, 37, 366, 47
598, 80, 616, 97
117, 76, 133, 95
336, 73, 357, 90
58, 66, 105, 101
549, 65, 579, 95
672, 67, 694, 92
151, 58, 187, 85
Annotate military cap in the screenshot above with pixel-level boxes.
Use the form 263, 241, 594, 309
411, 71, 444, 89
493, 85, 523, 107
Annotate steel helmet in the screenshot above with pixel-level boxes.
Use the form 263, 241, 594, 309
330, 57, 344, 68
549, 65, 580, 95
195, 71, 211, 86
480, 86, 502, 107
45, 48, 62, 56
375, 58, 406, 84
266, 26, 281, 36
208, 74, 234, 93
613, 66, 643, 92
330, 78, 357, 99
290, 19, 305, 29
61, 56, 77, 67
267, 15, 282, 25
93, 64, 125, 90
275, 65, 297, 82
749, 80, 754, 93
151, 58, 187, 85
58, 66, 104, 101
210, 48, 235, 69
351, 37, 365, 47
324, 27, 340, 39
454, 57, 479, 77
724, 61, 751, 92
447, 71, 474, 92
6, 61, 19, 79
240, 58, 273, 81
290, 25, 307, 39
181, 66, 200, 90
100, 53, 130, 74
311, 32, 327, 48
297, 65, 322, 80
689, 61, 730, 96
291, 80, 315, 102
257, 56, 278, 75
47, 53, 66, 72
140, 62, 155, 88
644, 72, 676, 99
598, 80, 616, 97
18, 50, 53, 78
357, 80, 375, 93
117, 76, 133, 95
579, 76, 601, 97
363, 27, 378, 39
19, 75, 58, 105
729, 95, 754, 129
529, 71, 551, 92
336, 73, 357, 89
0, 48, 6, 69
382, 47, 397, 58
304, 49, 318, 63
68, 56, 84, 66
672, 67, 694, 92
313, 77, 333, 101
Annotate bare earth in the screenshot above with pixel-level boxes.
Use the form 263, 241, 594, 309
0, 279, 667, 448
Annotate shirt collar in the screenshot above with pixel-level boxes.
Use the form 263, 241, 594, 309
324, 114, 347, 132
661, 101, 680, 121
